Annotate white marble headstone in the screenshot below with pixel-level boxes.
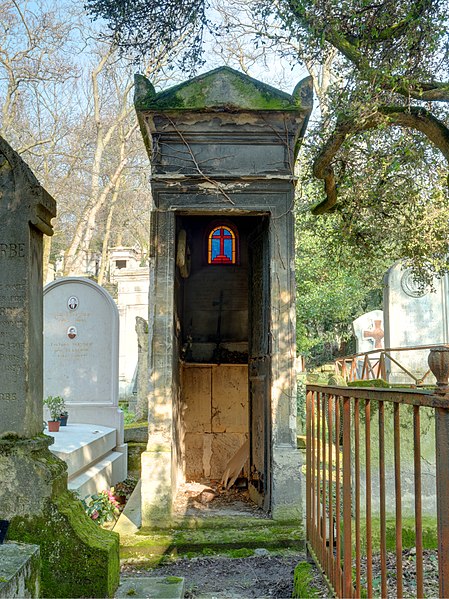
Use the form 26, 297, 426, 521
384, 261, 448, 383
115, 267, 150, 398
44, 277, 124, 443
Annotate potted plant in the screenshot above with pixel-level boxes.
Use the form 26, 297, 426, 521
44, 395, 66, 432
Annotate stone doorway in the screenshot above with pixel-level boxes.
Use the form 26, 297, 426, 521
174, 214, 270, 508
135, 66, 313, 524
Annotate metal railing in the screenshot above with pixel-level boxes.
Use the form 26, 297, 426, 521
335, 344, 449, 385
306, 346, 449, 598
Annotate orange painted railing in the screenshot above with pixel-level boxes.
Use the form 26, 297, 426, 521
306, 347, 449, 598
335, 343, 449, 385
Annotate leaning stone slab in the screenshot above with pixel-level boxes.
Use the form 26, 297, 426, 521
116, 576, 185, 599
0, 542, 40, 598
0, 136, 55, 438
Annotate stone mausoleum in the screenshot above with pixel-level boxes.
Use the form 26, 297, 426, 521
134, 67, 312, 522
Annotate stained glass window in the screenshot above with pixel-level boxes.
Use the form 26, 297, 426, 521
208, 225, 237, 264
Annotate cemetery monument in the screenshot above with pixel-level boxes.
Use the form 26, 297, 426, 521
0, 136, 119, 598
384, 261, 448, 383
134, 66, 312, 523
43, 277, 127, 495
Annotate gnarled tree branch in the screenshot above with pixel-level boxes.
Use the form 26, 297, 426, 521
312, 106, 449, 214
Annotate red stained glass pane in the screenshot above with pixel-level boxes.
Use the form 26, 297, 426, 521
208, 226, 236, 264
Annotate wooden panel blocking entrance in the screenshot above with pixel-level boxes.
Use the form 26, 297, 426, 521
182, 363, 248, 481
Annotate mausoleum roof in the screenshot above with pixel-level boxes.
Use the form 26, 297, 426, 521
134, 66, 312, 112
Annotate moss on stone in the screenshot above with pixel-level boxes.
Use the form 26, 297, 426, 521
124, 421, 148, 430
359, 516, 437, 552
350, 379, 390, 388
127, 443, 146, 474
121, 518, 303, 567
8, 492, 119, 598
164, 576, 183, 584
327, 374, 347, 386
3, 439, 120, 598
136, 67, 303, 112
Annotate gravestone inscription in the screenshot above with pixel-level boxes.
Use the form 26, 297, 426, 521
44, 277, 125, 443
0, 136, 55, 437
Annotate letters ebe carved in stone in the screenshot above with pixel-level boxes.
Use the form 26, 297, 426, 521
0, 136, 56, 438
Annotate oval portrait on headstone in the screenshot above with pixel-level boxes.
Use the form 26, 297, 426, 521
400, 269, 429, 298
67, 296, 79, 310
67, 325, 77, 339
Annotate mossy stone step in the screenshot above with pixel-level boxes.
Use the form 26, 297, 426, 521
120, 518, 304, 567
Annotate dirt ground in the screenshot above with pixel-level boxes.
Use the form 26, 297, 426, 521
120, 482, 330, 598
171, 481, 271, 519
122, 553, 330, 598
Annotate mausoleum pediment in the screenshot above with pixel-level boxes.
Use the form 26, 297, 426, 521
134, 66, 312, 113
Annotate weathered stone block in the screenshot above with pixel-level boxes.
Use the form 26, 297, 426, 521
124, 424, 148, 444
271, 446, 303, 521
1, 436, 120, 598
141, 448, 172, 527
0, 542, 40, 599
0, 136, 56, 438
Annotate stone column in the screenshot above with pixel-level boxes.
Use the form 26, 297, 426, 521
141, 210, 176, 526
0, 137, 119, 598
270, 209, 302, 520
135, 316, 149, 420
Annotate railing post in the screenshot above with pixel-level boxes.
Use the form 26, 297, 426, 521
342, 395, 352, 598
428, 347, 449, 599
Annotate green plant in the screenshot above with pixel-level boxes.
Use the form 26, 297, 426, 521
44, 395, 66, 421
120, 403, 137, 426
81, 489, 120, 525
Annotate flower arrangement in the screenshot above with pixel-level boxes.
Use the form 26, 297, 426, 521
82, 489, 120, 525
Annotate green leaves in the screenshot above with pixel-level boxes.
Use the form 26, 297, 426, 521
294, 207, 386, 366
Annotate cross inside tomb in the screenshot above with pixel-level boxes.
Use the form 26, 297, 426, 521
211, 228, 233, 263
363, 319, 384, 349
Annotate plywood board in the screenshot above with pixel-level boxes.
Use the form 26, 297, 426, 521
212, 365, 248, 433
183, 366, 211, 433
210, 433, 248, 479
184, 433, 204, 480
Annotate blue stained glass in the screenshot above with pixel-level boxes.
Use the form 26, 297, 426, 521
223, 239, 232, 259
212, 238, 220, 259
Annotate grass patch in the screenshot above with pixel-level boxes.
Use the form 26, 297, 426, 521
293, 562, 321, 598
358, 516, 437, 552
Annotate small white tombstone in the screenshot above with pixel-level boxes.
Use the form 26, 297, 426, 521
114, 266, 150, 398
353, 310, 385, 354
384, 261, 447, 383
44, 277, 125, 445
352, 310, 384, 380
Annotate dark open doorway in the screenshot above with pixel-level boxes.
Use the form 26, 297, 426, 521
174, 214, 271, 511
